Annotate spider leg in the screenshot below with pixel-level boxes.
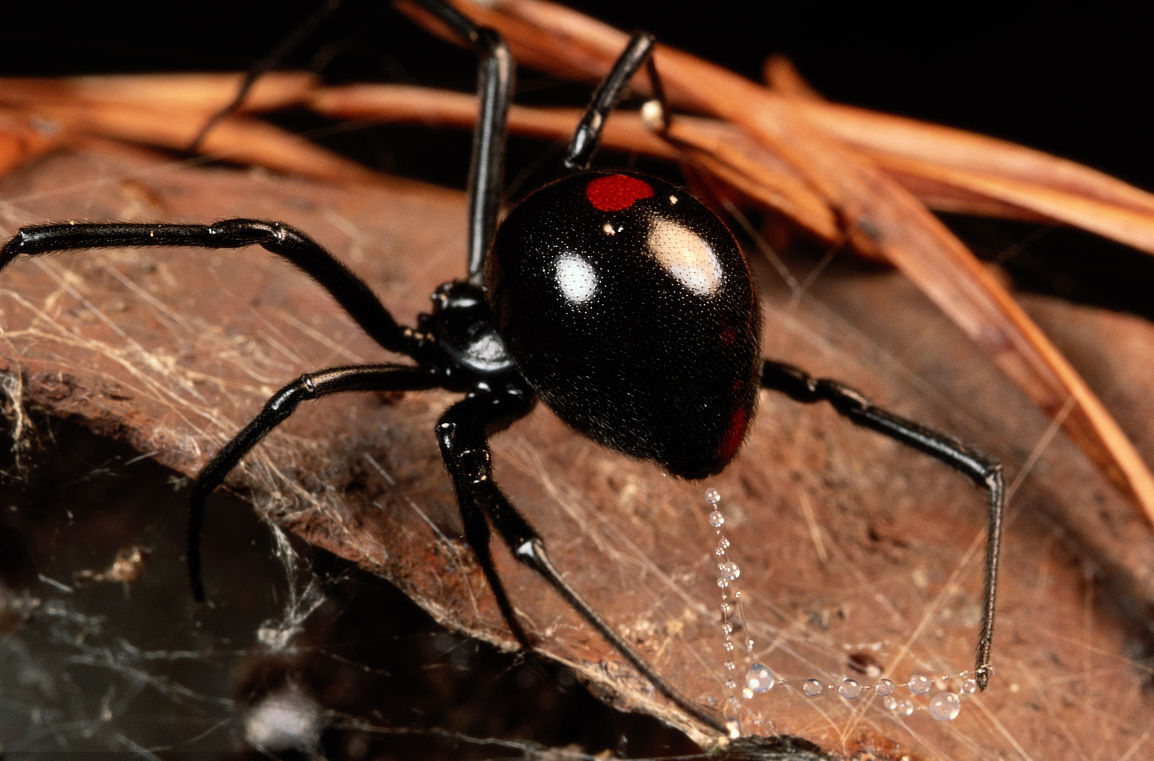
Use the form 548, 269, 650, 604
187, 363, 440, 601
405, 0, 513, 281
565, 31, 669, 171
761, 359, 1004, 690
436, 384, 728, 734
435, 387, 536, 652
0, 220, 420, 358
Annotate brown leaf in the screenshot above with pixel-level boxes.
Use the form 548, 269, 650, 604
0, 72, 317, 115
0, 75, 372, 184
2, 145, 1152, 759
0, 111, 65, 175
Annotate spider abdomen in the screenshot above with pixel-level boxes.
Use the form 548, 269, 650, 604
485, 171, 762, 479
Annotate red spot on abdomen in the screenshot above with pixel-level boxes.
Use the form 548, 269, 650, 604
716, 406, 749, 463
586, 174, 654, 212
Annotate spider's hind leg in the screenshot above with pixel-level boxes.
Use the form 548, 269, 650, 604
435, 382, 727, 734
760, 358, 1004, 690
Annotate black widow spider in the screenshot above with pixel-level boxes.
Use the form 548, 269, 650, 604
0, 0, 1004, 736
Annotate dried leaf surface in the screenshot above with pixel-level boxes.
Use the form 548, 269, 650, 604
2, 145, 1152, 759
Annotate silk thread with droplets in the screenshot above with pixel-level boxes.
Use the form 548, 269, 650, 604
702, 487, 979, 737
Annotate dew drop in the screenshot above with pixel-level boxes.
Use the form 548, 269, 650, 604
908, 672, 931, 695
839, 678, 862, 699
802, 679, 823, 697
883, 695, 898, 711
961, 678, 978, 695
705, 488, 722, 504
744, 663, 776, 695
897, 699, 915, 716
708, 511, 725, 527
719, 561, 741, 581
875, 678, 894, 696
929, 691, 961, 721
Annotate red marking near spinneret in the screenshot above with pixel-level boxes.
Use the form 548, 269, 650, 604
586, 174, 654, 212
716, 406, 749, 463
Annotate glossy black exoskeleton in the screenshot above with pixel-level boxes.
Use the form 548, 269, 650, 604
488, 171, 761, 479
0, 0, 1005, 738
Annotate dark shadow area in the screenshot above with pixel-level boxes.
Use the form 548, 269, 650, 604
0, 411, 704, 758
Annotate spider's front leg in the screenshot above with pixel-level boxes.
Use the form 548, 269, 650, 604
187, 364, 441, 601
0, 219, 418, 357
435, 382, 728, 734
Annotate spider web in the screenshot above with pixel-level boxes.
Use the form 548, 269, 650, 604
0, 138, 1151, 761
